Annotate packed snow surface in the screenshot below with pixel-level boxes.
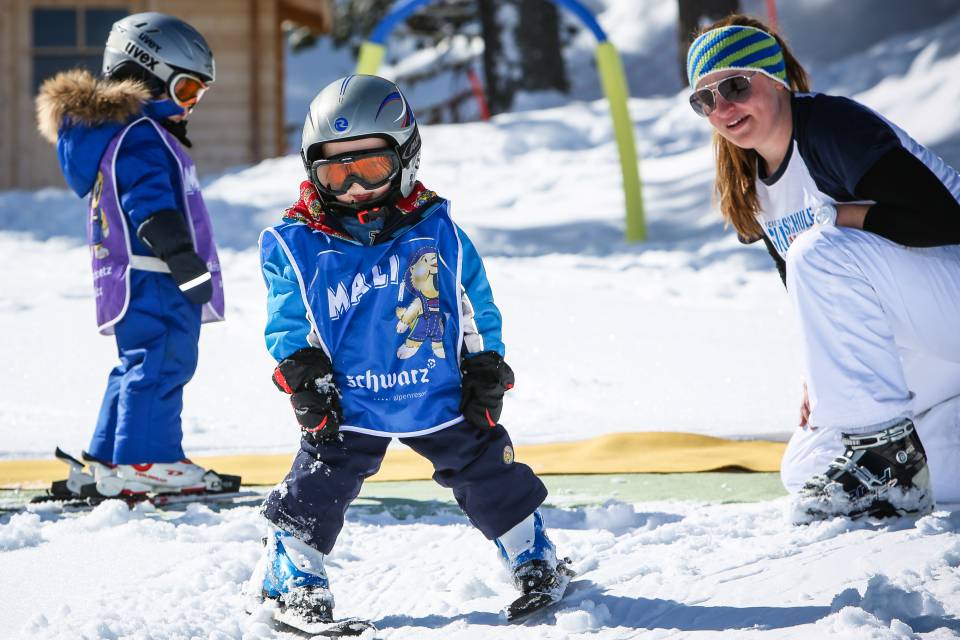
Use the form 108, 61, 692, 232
2, 499, 959, 639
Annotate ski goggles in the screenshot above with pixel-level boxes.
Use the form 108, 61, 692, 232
311, 148, 400, 196
170, 73, 209, 110
689, 72, 755, 117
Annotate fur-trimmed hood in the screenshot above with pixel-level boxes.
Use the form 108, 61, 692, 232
36, 69, 150, 145
35, 69, 184, 197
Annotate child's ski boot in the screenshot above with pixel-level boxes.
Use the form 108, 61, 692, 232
792, 418, 934, 524
495, 510, 575, 622
108, 459, 208, 496
87, 454, 241, 498
32, 449, 242, 507
259, 527, 373, 637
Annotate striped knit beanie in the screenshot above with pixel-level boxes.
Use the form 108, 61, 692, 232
686, 25, 788, 89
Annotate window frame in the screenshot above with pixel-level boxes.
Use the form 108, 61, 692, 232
31, 5, 130, 92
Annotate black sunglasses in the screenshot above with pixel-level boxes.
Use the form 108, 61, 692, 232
689, 73, 756, 117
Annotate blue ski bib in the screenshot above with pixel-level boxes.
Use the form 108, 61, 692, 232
262, 201, 466, 436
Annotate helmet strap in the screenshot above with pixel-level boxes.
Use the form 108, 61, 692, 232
310, 176, 403, 218
357, 206, 388, 225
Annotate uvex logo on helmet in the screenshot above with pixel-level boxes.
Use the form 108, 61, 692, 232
123, 40, 160, 71
334, 117, 349, 132
138, 31, 162, 53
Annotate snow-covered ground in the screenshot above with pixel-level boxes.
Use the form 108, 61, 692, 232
2, 0, 960, 637
3, 499, 959, 639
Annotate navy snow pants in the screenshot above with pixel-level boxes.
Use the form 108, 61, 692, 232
263, 422, 548, 554
88, 270, 202, 464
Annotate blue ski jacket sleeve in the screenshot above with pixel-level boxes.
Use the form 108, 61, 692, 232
261, 232, 314, 363
456, 225, 505, 358
115, 120, 182, 241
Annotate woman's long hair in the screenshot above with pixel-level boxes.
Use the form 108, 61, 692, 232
700, 15, 810, 240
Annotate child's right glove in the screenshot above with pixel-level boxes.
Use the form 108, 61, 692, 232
459, 351, 515, 428
271, 347, 342, 444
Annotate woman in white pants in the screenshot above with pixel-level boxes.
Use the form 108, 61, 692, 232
686, 15, 960, 522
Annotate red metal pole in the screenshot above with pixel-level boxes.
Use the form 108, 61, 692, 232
466, 67, 491, 121
765, 0, 779, 29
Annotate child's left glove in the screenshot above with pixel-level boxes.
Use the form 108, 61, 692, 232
272, 347, 342, 444
459, 351, 515, 428
137, 210, 213, 305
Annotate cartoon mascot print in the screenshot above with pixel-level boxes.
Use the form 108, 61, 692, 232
90, 171, 111, 259
396, 245, 445, 359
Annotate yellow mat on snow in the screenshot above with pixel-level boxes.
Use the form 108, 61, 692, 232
0, 432, 785, 488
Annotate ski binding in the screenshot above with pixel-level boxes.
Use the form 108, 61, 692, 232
504, 557, 576, 622
28, 447, 248, 509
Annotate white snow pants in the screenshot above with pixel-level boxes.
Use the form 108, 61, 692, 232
779, 226, 960, 502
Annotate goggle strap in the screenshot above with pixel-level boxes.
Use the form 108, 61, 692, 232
357, 207, 384, 224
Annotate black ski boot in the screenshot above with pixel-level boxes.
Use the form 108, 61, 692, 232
505, 558, 575, 621
792, 418, 933, 524
277, 584, 335, 626
512, 558, 565, 594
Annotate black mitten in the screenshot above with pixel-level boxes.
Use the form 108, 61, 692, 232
459, 351, 515, 428
137, 211, 213, 305
272, 347, 342, 444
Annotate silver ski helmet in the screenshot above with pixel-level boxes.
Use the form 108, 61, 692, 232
103, 12, 215, 103
301, 75, 421, 199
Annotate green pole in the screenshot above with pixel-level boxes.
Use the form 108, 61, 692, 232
355, 42, 387, 75
595, 42, 646, 242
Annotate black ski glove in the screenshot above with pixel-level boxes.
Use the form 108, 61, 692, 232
137, 210, 213, 305
272, 347, 342, 444
460, 351, 515, 429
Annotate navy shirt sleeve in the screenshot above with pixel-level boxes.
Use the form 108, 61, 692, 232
799, 95, 902, 200
859, 147, 960, 246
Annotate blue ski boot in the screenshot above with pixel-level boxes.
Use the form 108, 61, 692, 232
261, 528, 335, 629
495, 510, 574, 621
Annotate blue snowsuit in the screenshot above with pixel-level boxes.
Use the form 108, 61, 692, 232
55, 99, 202, 464
259, 192, 547, 553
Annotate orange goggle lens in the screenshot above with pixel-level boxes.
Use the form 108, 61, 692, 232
171, 74, 209, 109
313, 150, 400, 195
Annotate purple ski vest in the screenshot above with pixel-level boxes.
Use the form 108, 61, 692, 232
88, 117, 225, 334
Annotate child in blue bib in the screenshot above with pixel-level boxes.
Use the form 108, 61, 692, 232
251, 75, 568, 630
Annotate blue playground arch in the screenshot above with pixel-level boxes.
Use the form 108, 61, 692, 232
356, 0, 646, 242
